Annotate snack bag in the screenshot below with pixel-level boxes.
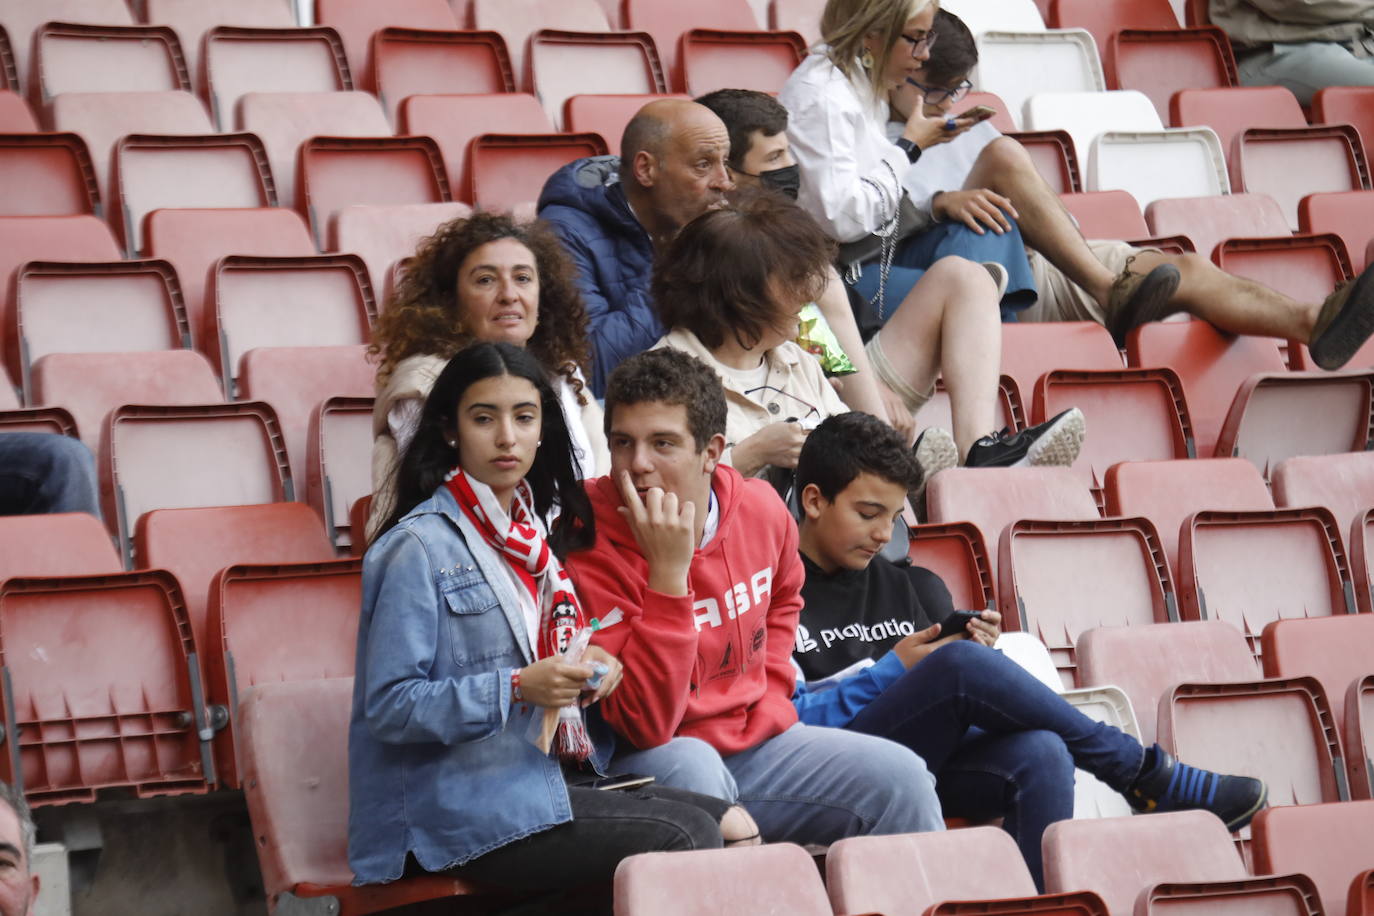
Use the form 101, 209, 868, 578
795, 303, 857, 376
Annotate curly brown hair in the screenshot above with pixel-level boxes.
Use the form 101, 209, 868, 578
370, 212, 593, 403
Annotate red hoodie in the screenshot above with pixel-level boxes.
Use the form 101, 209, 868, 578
567, 465, 802, 755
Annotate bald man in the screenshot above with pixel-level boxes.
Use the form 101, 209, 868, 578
538, 99, 734, 395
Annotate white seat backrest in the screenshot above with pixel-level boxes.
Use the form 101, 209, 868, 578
973, 29, 1104, 130
1089, 127, 1230, 210
1024, 89, 1163, 166
942, 0, 1044, 36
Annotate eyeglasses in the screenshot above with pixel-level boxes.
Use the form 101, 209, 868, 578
897, 28, 938, 57
744, 384, 822, 427
905, 77, 972, 104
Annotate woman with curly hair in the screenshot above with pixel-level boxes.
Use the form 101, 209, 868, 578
367, 212, 608, 539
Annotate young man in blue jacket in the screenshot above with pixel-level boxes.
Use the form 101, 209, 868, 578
791, 410, 1267, 889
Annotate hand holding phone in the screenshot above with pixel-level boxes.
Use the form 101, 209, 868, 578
960, 104, 997, 123
937, 609, 981, 640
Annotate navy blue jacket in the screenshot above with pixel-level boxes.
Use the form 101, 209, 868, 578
537, 156, 660, 396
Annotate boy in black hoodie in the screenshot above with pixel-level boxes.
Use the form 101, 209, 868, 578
792, 411, 1267, 888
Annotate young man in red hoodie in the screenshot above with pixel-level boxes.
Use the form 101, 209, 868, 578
566, 347, 944, 845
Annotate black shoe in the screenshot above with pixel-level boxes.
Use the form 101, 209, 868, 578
1105, 257, 1182, 349
964, 407, 1085, 468
1309, 259, 1374, 369
1126, 745, 1268, 831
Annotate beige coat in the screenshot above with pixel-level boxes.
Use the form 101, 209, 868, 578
1210, 0, 1374, 51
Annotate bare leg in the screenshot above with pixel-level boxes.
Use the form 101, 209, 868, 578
1122, 250, 1320, 341
813, 264, 890, 420
876, 257, 1001, 456
964, 137, 1116, 305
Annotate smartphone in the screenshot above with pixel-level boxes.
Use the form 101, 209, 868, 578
961, 105, 998, 124
937, 609, 981, 640
591, 774, 656, 792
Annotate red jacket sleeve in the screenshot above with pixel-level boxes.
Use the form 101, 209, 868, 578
568, 540, 702, 749
755, 514, 804, 728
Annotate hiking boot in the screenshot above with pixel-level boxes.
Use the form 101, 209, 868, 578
1309, 260, 1374, 369
912, 426, 960, 506
1126, 744, 1267, 831
1105, 256, 1182, 348
964, 407, 1085, 468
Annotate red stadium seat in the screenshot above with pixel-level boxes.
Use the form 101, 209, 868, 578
565, 94, 691, 155
238, 345, 375, 510
469, 132, 608, 213
0, 403, 76, 437
0, 569, 214, 804
1059, 190, 1150, 241
617, 843, 830, 916
29, 349, 222, 448
623, 0, 760, 89
202, 26, 352, 132
1111, 29, 1238, 124
1136, 874, 1324, 915
1079, 619, 1259, 744
1312, 86, 1374, 166
49, 90, 213, 203
299, 136, 452, 248
0, 132, 101, 218
329, 201, 472, 303
11, 259, 192, 399
0, 26, 10, 94
206, 559, 361, 788
1145, 192, 1290, 259
1043, 810, 1250, 915
1170, 85, 1306, 163
372, 28, 514, 126
1214, 234, 1352, 314
680, 28, 806, 97
1048, 0, 1179, 52
135, 502, 335, 666
0, 0, 134, 96
1233, 124, 1370, 229
0, 89, 34, 131
114, 132, 276, 255
235, 91, 391, 215
1000, 517, 1176, 686
0, 512, 120, 581
471, 0, 609, 92
1272, 452, 1374, 555
145, 208, 316, 350
1104, 457, 1272, 578
1261, 615, 1374, 738
907, 521, 996, 612
1252, 801, 1374, 916
1299, 190, 1374, 273
239, 679, 491, 914
1349, 676, 1374, 799
958, 91, 1017, 134
30, 22, 190, 105
1006, 129, 1083, 194
206, 254, 376, 396
306, 396, 373, 550
0, 214, 119, 388
528, 30, 669, 130
1353, 509, 1374, 615
926, 467, 1099, 583
142, 0, 297, 94
400, 92, 551, 202
313, 0, 460, 91
99, 402, 293, 562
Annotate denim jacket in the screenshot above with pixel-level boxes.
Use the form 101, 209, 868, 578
347, 485, 610, 884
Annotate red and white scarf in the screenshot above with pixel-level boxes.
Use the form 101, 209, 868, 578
445, 467, 591, 760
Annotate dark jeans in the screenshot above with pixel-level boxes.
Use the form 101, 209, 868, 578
852, 220, 1038, 322
0, 433, 101, 517
846, 640, 1145, 889
443, 784, 726, 915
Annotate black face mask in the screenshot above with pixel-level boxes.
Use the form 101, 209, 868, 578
747, 163, 800, 200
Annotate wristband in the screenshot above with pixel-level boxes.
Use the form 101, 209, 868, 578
895, 137, 923, 164
511, 669, 523, 702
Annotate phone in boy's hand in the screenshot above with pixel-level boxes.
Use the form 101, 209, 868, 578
937, 609, 981, 640
960, 105, 998, 123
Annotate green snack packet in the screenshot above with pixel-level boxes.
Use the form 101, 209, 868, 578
795, 303, 857, 376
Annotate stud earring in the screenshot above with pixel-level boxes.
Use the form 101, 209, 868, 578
860, 47, 875, 69
448, 439, 457, 447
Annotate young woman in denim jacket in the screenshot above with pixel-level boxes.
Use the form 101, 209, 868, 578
349, 342, 733, 909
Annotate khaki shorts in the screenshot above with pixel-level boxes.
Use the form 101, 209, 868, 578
1019, 239, 1141, 325
865, 334, 934, 413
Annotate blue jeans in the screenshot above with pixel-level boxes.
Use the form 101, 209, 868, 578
851, 221, 1038, 323
0, 433, 101, 517
612, 723, 945, 847
847, 640, 1144, 888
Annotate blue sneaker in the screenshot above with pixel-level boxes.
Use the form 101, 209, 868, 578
1126, 745, 1267, 831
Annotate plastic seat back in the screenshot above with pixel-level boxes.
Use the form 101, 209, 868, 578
1234, 124, 1370, 229
1145, 192, 1289, 259
1214, 234, 1352, 308
1113, 28, 1236, 120
470, 132, 608, 213
1048, 0, 1179, 51
0, 133, 101, 218
1043, 810, 1247, 914
616, 843, 831, 916
827, 829, 1039, 916
0, 89, 35, 131
0, 513, 120, 582
565, 94, 691, 157
145, 208, 317, 346
30, 349, 222, 449
1059, 190, 1149, 241
680, 29, 806, 97
299, 136, 452, 248
32, 22, 190, 104
623, 0, 760, 88
1171, 85, 1306, 154
1273, 452, 1374, 550
1253, 801, 1374, 916
203, 26, 352, 131
926, 467, 1099, 583
1079, 619, 1259, 743
1313, 86, 1374, 167
1261, 614, 1374, 735
313, 0, 459, 91
372, 28, 514, 126
528, 30, 668, 130
1086, 126, 1229, 210
1136, 873, 1325, 915
907, 521, 996, 612
471, 0, 608, 90
1024, 89, 1163, 167
1299, 189, 1374, 273
305, 395, 374, 550
974, 30, 1104, 132
330, 201, 472, 303
235, 91, 391, 213
401, 92, 552, 202
943, 0, 1047, 35
0, 0, 134, 96
206, 557, 359, 787
143, 0, 297, 93
770, 0, 826, 45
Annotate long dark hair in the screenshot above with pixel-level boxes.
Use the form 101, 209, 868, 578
378, 341, 595, 556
